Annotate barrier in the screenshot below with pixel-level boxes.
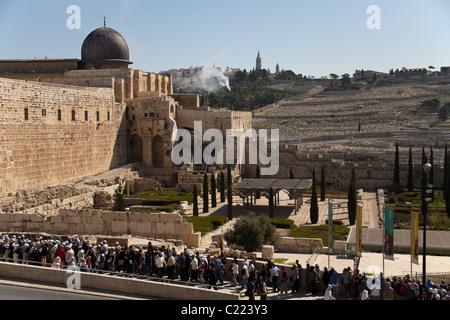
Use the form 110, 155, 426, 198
0, 260, 240, 300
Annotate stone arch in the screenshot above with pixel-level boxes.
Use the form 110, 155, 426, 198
152, 134, 164, 167
129, 134, 143, 163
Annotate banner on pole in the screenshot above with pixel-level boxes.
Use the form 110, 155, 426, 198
411, 210, 419, 265
328, 201, 334, 254
384, 208, 394, 260
356, 205, 363, 257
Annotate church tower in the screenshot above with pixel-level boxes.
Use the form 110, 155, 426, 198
256, 51, 262, 71
276, 63, 280, 75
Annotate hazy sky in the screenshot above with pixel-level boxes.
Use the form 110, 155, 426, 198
0, 0, 449, 77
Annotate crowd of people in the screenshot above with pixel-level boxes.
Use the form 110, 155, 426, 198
1, 233, 449, 300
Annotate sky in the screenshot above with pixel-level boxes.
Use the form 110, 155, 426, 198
0, 0, 449, 78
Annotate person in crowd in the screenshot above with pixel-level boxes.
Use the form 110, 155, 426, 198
324, 284, 336, 300
231, 257, 239, 286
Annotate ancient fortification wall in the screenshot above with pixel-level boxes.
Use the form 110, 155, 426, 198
0, 209, 200, 247
0, 77, 128, 198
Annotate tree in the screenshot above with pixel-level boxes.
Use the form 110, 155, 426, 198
223, 211, 278, 252
329, 73, 339, 80
203, 173, 209, 213
211, 173, 217, 208
420, 98, 440, 112
320, 165, 326, 202
112, 187, 126, 212
193, 185, 199, 216
256, 165, 261, 199
310, 168, 319, 224
341, 74, 351, 86
269, 187, 274, 219
408, 146, 414, 192
394, 142, 400, 185
227, 165, 233, 220
348, 167, 357, 226
439, 103, 449, 121
220, 171, 225, 203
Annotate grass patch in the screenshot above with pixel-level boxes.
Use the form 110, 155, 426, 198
384, 188, 450, 230
287, 224, 350, 244
130, 190, 193, 206
183, 216, 229, 236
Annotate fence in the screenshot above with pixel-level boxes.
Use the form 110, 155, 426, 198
400, 271, 450, 285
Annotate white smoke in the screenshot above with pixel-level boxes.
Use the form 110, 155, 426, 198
193, 66, 231, 92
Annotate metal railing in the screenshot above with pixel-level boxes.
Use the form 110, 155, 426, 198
306, 245, 321, 265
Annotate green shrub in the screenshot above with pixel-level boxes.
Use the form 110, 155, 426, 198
269, 218, 296, 229
183, 216, 229, 236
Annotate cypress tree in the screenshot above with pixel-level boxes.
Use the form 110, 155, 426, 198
203, 172, 209, 213
348, 167, 357, 226
256, 165, 261, 199
227, 165, 233, 220
112, 187, 126, 212
394, 141, 400, 185
310, 168, 319, 224
269, 187, 274, 219
211, 173, 217, 208
193, 185, 199, 216
220, 171, 225, 203
408, 146, 414, 192
320, 165, 326, 202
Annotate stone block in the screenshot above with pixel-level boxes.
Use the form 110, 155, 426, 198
129, 212, 143, 222
175, 221, 193, 234
129, 222, 137, 234
30, 214, 43, 222
14, 214, 24, 222
0, 214, 12, 222
262, 245, 274, 260
136, 222, 152, 235
84, 224, 103, 234
156, 222, 165, 234
112, 221, 128, 234
52, 223, 69, 233
163, 223, 174, 234
25, 222, 41, 231
50, 216, 63, 223
184, 232, 200, 247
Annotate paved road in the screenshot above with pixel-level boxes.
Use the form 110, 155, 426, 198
0, 283, 118, 300
0, 278, 149, 300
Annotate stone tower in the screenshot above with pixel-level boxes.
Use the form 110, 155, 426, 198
276, 63, 280, 75
256, 51, 262, 71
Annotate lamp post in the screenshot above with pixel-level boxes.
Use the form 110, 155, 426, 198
422, 162, 432, 300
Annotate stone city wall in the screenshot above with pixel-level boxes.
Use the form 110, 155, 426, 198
0, 77, 128, 198
0, 208, 201, 247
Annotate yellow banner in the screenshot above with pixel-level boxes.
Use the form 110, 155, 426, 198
356, 205, 363, 256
